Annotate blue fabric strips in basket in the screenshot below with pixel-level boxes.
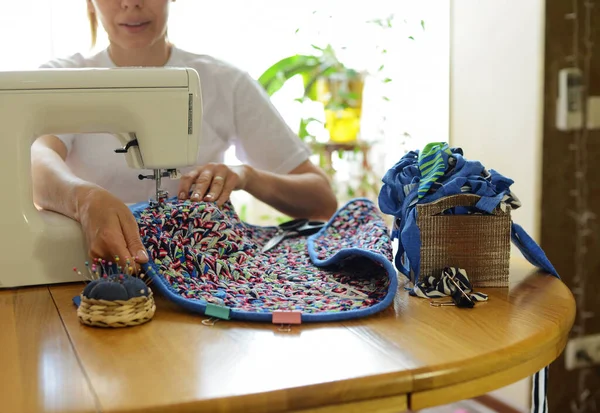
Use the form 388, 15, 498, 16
377, 142, 560, 285
128, 197, 397, 323
379, 142, 560, 413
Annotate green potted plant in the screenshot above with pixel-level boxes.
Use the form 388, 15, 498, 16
257, 13, 422, 202
258, 43, 365, 144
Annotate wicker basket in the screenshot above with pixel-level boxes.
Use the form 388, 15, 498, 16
416, 193, 511, 287
77, 291, 156, 328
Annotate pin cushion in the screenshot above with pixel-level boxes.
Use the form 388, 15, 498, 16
77, 274, 156, 328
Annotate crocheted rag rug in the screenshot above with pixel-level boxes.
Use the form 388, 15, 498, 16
128, 197, 397, 323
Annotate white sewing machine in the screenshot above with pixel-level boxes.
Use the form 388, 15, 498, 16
0, 67, 202, 288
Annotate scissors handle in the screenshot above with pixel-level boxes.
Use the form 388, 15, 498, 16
261, 220, 325, 252
293, 221, 325, 236
279, 218, 308, 231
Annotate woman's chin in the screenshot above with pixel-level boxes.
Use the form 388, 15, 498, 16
112, 38, 156, 51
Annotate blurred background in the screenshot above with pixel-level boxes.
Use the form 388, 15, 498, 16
0, 0, 449, 224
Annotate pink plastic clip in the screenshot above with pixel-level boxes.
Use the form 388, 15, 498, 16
272, 311, 302, 325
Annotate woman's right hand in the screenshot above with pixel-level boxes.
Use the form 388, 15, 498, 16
75, 187, 149, 269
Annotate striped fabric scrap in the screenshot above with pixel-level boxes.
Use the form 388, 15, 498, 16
531, 367, 548, 413
411, 267, 488, 302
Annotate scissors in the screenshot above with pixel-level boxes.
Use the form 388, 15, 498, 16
261, 218, 326, 252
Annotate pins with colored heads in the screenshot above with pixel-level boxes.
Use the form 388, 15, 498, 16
72, 254, 154, 286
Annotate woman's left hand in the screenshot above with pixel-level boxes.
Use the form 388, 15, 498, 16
177, 163, 248, 206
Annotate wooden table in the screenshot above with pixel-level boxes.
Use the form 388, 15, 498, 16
0, 258, 575, 413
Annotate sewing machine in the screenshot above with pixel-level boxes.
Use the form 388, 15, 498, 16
0, 67, 202, 288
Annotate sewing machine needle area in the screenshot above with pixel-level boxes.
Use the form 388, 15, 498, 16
138, 169, 181, 207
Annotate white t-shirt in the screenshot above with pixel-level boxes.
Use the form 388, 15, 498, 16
39, 46, 311, 203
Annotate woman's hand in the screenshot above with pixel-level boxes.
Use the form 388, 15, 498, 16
75, 187, 149, 268
177, 163, 248, 206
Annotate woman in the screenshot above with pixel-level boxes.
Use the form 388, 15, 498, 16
31, 0, 337, 267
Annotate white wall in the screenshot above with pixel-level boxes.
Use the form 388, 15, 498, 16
449, 1, 546, 411
449, 0, 546, 243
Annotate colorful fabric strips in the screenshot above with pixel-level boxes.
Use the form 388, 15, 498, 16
128, 197, 398, 323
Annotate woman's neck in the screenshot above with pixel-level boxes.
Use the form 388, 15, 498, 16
108, 39, 172, 67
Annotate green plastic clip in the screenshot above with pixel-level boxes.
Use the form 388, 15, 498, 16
205, 303, 231, 320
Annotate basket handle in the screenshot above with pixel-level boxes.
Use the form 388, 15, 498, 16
417, 193, 509, 217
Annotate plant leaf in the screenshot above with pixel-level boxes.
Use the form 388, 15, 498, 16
276, 216, 290, 224
298, 117, 322, 141
257, 55, 321, 96
302, 62, 343, 97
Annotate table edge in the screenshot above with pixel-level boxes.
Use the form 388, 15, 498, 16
409, 333, 569, 410
409, 274, 576, 391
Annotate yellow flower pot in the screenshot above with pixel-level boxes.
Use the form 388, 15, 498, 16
316, 73, 365, 144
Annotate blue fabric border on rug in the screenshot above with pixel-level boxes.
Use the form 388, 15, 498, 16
128, 197, 398, 323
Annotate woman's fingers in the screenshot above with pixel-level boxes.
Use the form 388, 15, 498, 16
78, 188, 148, 277
87, 220, 141, 273
191, 169, 214, 201
215, 174, 238, 206
193, 164, 229, 202
178, 170, 198, 199
88, 232, 134, 272
178, 164, 240, 203
120, 212, 149, 265
204, 174, 226, 201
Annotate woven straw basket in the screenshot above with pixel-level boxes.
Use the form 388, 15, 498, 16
416, 193, 511, 287
77, 291, 156, 328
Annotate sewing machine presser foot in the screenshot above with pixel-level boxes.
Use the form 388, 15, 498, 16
138, 169, 181, 208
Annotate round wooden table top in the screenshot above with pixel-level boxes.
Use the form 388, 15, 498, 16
0, 258, 575, 413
